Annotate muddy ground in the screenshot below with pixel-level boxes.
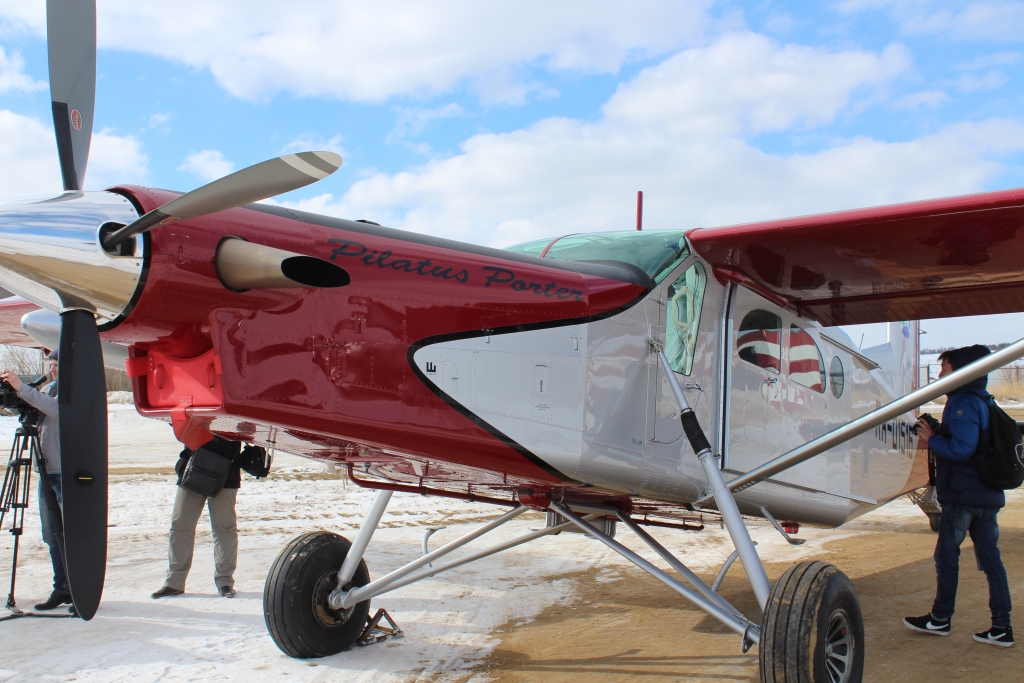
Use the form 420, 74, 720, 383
478, 494, 1024, 683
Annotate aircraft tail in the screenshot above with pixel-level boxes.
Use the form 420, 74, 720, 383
862, 321, 920, 397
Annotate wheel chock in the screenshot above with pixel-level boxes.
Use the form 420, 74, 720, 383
356, 607, 404, 646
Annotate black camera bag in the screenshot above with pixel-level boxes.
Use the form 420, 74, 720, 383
180, 444, 233, 497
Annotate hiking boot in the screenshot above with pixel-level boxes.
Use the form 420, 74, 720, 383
974, 626, 1014, 647
218, 586, 236, 598
34, 590, 72, 611
151, 586, 184, 599
903, 614, 951, 636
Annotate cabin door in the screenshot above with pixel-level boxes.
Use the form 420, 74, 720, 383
725, 288, 791, 473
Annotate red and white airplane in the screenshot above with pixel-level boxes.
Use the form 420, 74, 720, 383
3, 3, 1024, 682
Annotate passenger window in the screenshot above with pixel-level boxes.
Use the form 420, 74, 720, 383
788, 326, 825, 393
737, 310, 781, 374
665, 263, 707, 375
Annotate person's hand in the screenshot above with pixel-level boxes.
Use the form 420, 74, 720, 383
0, 370, 22, 391
915, 417, 935, 441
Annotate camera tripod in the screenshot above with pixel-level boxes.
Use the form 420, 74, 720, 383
0, 419, 75, 621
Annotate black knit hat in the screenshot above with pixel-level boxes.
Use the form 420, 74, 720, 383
938, 344, 990, 371
46, 350, 58, 361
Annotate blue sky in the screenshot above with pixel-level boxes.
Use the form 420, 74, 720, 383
1, 0, 1023, 347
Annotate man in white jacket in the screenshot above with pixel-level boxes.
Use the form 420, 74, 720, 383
1, 352, 69, 611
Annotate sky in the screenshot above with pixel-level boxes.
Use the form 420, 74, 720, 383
0, 0, 1023, 347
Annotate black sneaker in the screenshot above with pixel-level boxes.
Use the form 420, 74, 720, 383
218, 586, 236, 598
34, 590, 72, 611
973, 626, 1014, 647
151, 586, 184, 599
903, 614, 951, 636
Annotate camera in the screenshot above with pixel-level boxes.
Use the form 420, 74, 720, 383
910, 413, 940, 436
0, 376, 46, 426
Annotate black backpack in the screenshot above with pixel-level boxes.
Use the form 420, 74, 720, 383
969, 392, 1024, 491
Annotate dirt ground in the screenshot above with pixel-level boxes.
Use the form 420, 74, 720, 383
478, 497, 1024, 682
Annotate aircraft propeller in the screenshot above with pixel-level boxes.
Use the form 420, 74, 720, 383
42, 0, 342, 620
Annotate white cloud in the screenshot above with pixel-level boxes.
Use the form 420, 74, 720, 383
957, 51, 1021, 69
601, 34, 910, 137
956, 69, 1008, 91
3, 0, 710, 103
147, 112, 172, 129
388, 103, 464, 143
837, 1, 1024, 42
275, 34, 1021, 249
895, 89, 950, 108
178, 150, 234, 182
0, 111, 148, 198
87, 129, 149, 189
0, 44, 45, 93
280, 134, 346, 158
0, 1, 43, 37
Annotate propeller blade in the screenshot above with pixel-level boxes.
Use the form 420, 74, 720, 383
58, 309, 108, 620
47, 0, 96, 192
102, 151, 343, 250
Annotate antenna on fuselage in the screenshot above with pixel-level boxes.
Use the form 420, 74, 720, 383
636, 191, 643, 231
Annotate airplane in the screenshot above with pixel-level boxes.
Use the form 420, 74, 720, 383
2, 3, 1024, 682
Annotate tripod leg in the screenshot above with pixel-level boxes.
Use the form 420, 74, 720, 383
2, 433, 30, 613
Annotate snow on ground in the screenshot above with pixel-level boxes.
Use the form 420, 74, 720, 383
0, 405, 932, 682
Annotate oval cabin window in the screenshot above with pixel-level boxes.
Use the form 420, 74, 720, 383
830, 356, 845, 398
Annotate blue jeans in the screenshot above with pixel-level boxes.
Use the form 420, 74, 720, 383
931, 504, 1012, 628
38, 473, 68, 593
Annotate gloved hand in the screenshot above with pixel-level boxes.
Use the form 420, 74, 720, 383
240, 444, 271, 479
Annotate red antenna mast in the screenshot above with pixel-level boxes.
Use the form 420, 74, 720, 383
636, 190, 643, 231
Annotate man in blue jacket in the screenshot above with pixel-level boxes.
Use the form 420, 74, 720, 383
904, 344, 1013, 647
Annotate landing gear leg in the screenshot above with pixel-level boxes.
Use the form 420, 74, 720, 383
654, 346, 864, 682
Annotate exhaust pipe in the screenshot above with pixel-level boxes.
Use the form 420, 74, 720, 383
215, 237, 349, 291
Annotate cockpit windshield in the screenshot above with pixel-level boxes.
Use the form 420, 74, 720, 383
505, 230, 690, 283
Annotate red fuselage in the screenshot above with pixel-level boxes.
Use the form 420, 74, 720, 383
105, 186, 648, 487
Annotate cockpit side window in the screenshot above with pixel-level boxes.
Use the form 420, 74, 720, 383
737, 310, 782, 374
665, 263, 707, 375
788, 325, 826, 393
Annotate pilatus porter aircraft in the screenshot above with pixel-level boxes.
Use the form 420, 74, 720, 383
2, 3, 1024, 682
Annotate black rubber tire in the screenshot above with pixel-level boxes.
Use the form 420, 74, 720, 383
264, 531, 371, 658
927, 513, 941, 533
759, 561, 864, 683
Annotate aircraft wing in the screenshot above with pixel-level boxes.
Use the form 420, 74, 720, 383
687, 186, 1024, 326
0, 296, 40, 346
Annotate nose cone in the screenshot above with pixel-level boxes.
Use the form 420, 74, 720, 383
0, 191, 145, 323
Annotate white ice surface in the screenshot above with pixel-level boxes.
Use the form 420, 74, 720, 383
0, 404, 956, 682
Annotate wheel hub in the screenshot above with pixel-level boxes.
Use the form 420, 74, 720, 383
311, 569, 355, 629
824, 609, 855, 683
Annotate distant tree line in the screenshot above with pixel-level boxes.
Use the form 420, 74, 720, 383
921, 343, 1014, 354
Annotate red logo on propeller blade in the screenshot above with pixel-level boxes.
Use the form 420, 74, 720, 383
71, 108, 82, 131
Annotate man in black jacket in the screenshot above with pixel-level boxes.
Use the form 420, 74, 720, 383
152, 438, 248, 599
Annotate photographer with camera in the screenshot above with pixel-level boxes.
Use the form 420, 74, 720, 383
151, 437, 270, 599
903, 345, 1014, 647
0, 351, 70, 611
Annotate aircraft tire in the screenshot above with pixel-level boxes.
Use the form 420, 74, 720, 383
927, 513, 941, 533
759, 560, 864, 683
264, 531, 371, 658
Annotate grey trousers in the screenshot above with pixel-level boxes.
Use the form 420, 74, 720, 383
165, 486, 238, 591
